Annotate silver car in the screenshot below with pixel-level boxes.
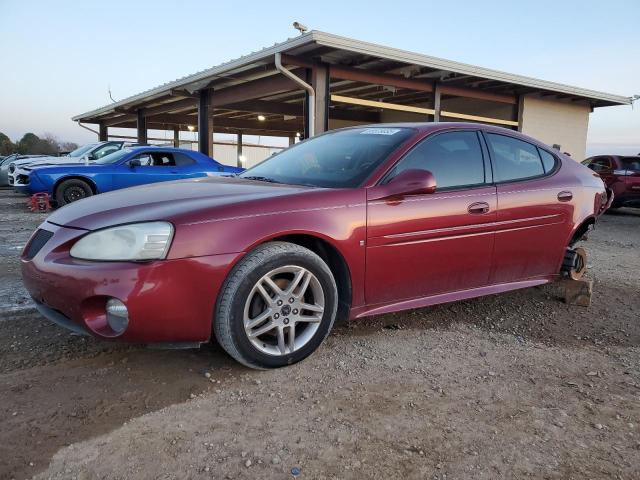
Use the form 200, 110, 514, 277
1, 154, 47, 186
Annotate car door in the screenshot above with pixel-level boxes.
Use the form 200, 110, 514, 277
366, 130, 497, 305
484, 132, 573, 284
112, 152, 181, 189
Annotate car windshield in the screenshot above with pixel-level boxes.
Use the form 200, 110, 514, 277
620, 157, 640, 171
94, 148, 133, 165
68, 143, 98, 157
239, 127, 414, 188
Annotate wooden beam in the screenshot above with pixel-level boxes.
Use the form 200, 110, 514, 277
439, 110, 519, 126
210, 73, 303, 107
103, 114, 136, 127
332, 94, 518, 127
224, 100, 302, 116
331, 94, 435, 115
116, 122, 296, 137
152, 114, 300, 132
281, 53, 516, 104
142, 98, 197, 117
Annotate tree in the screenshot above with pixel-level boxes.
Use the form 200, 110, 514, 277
17, 133, 41, 154
0, 132, 15, 155
59, 141, 79, 153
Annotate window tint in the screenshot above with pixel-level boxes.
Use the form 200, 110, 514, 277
151, 152, 175, 166
538, 148, 557, 173
174, 152, 196, 166
93, 143, 120, 159
132, 154, 153, 166
486, 134, 544, 182
585, 156, 613, 173
620, 157, 640, 172
387, 131, 485, 189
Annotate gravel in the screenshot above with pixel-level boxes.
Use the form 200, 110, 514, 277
0, 189, 639, 479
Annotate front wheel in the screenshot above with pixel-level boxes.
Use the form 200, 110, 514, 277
55, 179, 93, 206
214, 242, 338, 369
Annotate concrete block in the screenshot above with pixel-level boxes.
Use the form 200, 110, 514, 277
561, 278, 593, 307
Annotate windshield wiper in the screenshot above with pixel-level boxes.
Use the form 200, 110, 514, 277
242, 175, 281, 184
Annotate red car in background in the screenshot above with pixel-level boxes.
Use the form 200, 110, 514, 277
21, 123, 611, 369
582, 155, 640, 209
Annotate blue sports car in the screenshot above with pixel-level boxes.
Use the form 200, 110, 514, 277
14, 147, 244, 205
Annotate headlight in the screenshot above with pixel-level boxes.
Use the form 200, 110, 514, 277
70, 222, 174, 261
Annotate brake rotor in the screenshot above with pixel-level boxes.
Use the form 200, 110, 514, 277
570, 247, 587, 280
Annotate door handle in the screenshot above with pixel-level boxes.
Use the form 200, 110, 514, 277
557, 191, 573, 202
468, 202, 490, 214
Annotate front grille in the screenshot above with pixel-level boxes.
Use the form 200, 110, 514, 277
24, 229, 53, 259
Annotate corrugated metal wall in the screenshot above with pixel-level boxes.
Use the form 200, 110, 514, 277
177, 142, 285, 168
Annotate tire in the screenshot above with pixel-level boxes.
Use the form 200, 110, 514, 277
214, 241, 338, 369
55, 179, 93, 206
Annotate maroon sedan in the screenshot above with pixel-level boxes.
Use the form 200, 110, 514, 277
21, 123, 611, 369
582, 155, 640, 208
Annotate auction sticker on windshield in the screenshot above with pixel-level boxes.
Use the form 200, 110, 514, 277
360, 128, 402, 135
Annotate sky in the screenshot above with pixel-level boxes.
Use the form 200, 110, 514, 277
0, 0, 638, 156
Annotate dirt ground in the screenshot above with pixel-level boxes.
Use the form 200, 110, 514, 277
1, 188, 639, 480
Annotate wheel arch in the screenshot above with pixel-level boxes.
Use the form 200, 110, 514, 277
53, 175, 98, 195
246, 232, 353, 322
568, 215, 596, 247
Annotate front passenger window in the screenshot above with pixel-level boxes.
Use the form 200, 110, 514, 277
386, 131, 486, 190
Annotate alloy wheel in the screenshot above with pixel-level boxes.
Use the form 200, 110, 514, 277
243, 265, 324, 356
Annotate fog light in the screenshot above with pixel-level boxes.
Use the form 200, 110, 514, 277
106, 298, 129, 335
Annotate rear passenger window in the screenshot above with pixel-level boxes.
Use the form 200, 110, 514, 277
387, 131, 485, 190
174, 153, 196, 167
538, 149, 557, 173
486, 134, 545, 182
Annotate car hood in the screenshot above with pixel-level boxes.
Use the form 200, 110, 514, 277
25, 162, 92, 173
22, 157, 88, 169
47, 176, 320, 231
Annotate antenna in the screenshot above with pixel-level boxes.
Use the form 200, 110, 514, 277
108, 85, 117, 103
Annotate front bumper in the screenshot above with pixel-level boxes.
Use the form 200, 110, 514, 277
21, 221, 241, 343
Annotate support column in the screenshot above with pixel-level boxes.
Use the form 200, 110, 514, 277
516, 94, 525, 132
173, 128, 180, 147
289, 135, 296, 146
198, 89, 212, 156
98, 123, 108, 141
136, 110, 147, 144
311, 64, 330, 135
303, 69, 311, 139
236, 132, 243, 167
433, 82, 441, 122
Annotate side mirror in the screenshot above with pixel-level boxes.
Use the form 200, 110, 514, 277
369, 169, 436, 200
129, 159, 141, 169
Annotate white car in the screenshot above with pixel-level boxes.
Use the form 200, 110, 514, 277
9, 141, 144, 186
